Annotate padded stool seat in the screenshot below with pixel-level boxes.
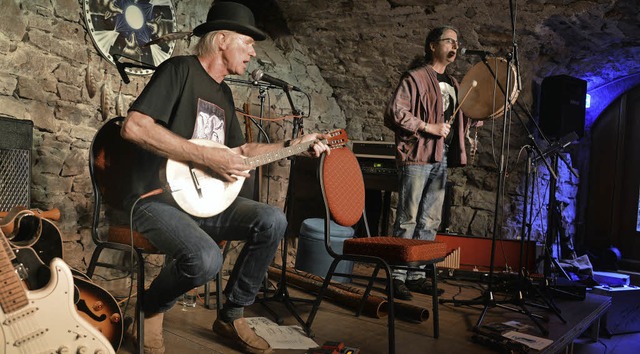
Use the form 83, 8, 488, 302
343, 237, 447, 264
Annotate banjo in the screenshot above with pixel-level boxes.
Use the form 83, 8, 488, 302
164, 130, 348, 217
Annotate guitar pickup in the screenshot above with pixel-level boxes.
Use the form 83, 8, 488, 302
14, 263, 29, 281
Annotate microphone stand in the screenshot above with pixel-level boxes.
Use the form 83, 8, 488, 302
440, 0, 552, 335
254, 86, 313, 333
473, 0, 552, 334
519, 146, 567, 323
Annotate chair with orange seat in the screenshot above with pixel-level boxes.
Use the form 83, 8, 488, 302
304, 147, 447, 354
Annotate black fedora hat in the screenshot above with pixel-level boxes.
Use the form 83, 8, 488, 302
193, 2, 266, 41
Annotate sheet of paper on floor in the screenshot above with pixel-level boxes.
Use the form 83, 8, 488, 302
502, 331, 553, 351
246, 317, 319, 350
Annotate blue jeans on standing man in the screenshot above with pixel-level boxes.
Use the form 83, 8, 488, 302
131, 196, 286, 314
392, 153, 447, 282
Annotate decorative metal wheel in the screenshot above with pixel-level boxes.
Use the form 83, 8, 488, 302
83, 0, 177, 75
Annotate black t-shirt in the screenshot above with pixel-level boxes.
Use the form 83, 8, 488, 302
437, 72, 457, 147
124, 55, 245, 208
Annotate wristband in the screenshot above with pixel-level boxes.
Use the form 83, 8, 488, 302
284, 139, 292, 147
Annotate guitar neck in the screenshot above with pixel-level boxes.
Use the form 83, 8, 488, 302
243, 138, 324, 169
0, 231, 29, 313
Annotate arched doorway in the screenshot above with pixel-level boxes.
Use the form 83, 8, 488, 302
585, 84, 640, 271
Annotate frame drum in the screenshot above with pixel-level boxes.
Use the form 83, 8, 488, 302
459, 57, 519, 120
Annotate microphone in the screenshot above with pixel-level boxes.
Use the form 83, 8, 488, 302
251, 69, 303, 92
113, 54, 130, 84
460, 48, 493, 57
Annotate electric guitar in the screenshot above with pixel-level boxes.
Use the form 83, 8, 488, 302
12, 246, 124, 352
1, 207, 64, 265
0, 229, 115, 354
165, 129, 348, 217
0, 206, 60, 235
5, 210, 124, 351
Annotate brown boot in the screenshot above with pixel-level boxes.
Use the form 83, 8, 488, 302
212, 318, 273, 354
133, 312, 165, 354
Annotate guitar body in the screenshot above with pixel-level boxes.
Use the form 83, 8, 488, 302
0, 258, 115, 354
73, 274, 124, 351
3, 211, 64, 265
27, 216, 64, 265
165, 139, 246, 217
13, 248, 124, 351
164, 130, 348, 218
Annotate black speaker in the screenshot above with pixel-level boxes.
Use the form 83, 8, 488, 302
0, 115, 33, 212
539, 75, 587, 139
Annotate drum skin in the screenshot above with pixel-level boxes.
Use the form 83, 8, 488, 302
459, 57, 520, 120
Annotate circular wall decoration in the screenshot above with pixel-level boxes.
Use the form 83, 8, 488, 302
83, 0, 177, 75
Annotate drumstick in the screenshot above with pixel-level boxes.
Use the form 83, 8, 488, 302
447, 80, 477, 125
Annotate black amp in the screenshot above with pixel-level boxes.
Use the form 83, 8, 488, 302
352, 140, 397, 191
352, 141, 398, 234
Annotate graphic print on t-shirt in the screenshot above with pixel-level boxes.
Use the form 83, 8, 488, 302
439, 80, 457, 113
193, 98, 225, 143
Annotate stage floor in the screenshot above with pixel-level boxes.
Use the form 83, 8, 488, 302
109, 268, 638, 354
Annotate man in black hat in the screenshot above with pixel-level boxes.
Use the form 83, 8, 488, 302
121, 2, 330, 353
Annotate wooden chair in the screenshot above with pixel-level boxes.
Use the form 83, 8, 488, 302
304, 147, 447, 354
87, 117, 224, 353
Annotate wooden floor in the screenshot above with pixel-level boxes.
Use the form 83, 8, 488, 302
107, 271, 640, 354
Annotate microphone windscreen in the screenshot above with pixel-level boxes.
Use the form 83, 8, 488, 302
251, 69, 263, 81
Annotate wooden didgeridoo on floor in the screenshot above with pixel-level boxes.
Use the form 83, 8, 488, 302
268, 266, 430, 322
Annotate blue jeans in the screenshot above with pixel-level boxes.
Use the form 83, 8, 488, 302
132, 196, 286, 313
392, 156, 447, 281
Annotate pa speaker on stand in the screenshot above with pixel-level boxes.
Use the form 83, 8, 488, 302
539, 75, 587, 140
0, 115, 33, 212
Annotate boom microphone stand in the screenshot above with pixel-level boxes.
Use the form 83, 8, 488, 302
440, 0, 549, 335
254, 86, 314, 332
473, 0, 552, 334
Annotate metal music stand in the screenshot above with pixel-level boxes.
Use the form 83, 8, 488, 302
518, 145, 568, 323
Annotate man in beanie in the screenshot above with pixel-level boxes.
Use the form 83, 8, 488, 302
384, 26, 477, 300
121, 2, 330, 353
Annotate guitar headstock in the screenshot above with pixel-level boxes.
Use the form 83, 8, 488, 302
325, 129, 348, 149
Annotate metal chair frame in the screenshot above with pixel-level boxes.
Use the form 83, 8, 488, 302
87, 117, 224, 353
304, 147, 444, 354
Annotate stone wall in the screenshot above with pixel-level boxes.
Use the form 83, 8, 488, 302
1, 0, 638, 271
0, 0, 343, 272
274, 0, 639, 247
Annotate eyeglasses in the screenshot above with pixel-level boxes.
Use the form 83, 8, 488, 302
438, 38, 460, 47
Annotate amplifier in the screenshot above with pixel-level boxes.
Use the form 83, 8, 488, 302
0, 115, 33, 211
591, 285, 640, 335
352, 140, 396, 159
352, 141, 396, 173
352, 140, 397, 191
352, 141, 398, 234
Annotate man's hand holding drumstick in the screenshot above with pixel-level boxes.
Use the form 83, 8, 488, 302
423, 80, 479, 137
448, 80, 478, 124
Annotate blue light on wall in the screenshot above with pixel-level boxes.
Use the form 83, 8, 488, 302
585, 93, 590, 109
582, 73, 640, 131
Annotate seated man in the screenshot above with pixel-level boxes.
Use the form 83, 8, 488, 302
121, 2, 331, 353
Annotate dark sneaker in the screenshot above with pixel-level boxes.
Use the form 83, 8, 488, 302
406, 278, 445, 296
390, 279, 413, 300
